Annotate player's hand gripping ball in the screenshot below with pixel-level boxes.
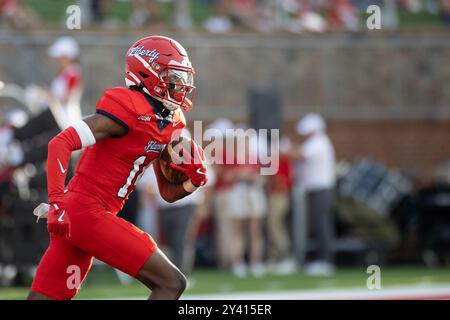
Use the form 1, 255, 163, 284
159, 136, 208, 187
159, 137, 191, 184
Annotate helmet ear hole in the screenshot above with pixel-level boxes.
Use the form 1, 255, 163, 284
138, 72, 149, 79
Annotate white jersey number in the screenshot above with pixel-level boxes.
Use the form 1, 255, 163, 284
117, 156, 148, 198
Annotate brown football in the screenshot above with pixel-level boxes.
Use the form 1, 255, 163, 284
159, 137, 190, 184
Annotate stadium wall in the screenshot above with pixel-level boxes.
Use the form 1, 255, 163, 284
0, 31, 449, 183
285, 119, 450, 185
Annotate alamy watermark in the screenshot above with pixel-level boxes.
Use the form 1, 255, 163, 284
66, 264, 81, 290
170, 121, 280, 176
66, 5, 81, 30
366, 265, 381, 290
366, 5, 382, 30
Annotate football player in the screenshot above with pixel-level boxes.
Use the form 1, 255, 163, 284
27, 36, 208, 300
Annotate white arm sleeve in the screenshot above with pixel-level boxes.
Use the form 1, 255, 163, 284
70, 119, 96, 148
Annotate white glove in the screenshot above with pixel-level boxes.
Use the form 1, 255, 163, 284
33, 202, 50, 222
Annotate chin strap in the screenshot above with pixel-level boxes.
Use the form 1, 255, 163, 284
152, 94, 179, 112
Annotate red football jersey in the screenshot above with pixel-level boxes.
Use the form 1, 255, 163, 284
67, 87, 186, 213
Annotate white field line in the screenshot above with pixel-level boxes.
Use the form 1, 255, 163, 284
107, 284, 450, 300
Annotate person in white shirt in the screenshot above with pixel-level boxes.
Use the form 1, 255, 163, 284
292, 113, 336, 276
13, 37, 83, 166
47, 36, 83, 129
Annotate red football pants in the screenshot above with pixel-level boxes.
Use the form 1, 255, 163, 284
31, 190, 157, 300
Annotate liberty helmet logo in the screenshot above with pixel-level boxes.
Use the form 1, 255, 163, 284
128, 47, 160, 63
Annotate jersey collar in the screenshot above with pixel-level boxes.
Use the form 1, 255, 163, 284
143, 92, 173, 132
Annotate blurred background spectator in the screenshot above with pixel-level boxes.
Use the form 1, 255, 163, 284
18, 36, 83, 133
203, 0, 233, 33
442, 0, 450, 26
129, 0, 164, 28
46, 36, 83, 127
327, 0, 361, 32
227, 124, 267, 278
291, 113, 337, 276
2, 0, 449, 32
0, 0, 40, 29
12, 36, 83, 170
266, 136, 296, 275
206, 118, 235, 270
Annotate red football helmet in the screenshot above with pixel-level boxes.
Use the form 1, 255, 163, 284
125, 36, 195, 111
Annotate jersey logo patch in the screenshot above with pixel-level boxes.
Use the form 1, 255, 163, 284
144, 141, 166, 153
57, 158, 67, 174
58, 211, 65, 222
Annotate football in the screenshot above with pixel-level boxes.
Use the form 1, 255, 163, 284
159, 137, 190, 184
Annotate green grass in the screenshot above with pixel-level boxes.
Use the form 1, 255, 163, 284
1, 266, 450, 300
